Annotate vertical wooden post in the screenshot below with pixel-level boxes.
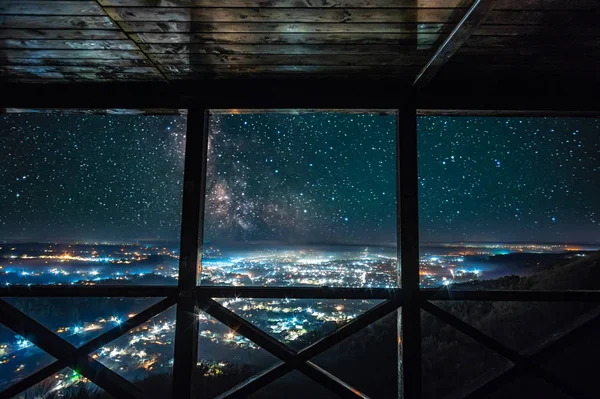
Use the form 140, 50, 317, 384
172, 108, 209, 399
397, 93, 421, 398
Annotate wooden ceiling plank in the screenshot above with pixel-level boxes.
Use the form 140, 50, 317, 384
118, 21, 452, 34
0, 49, 148, 60
1, 73, 162, 81
147, 53, 430, 66
136, 43, 434, 54
97, 0, 599, 8
0, 16, 119, 29
0, 39, 140, 51
0, 1, 104, 16
131, 32, 444, 45
103, 7, 463, 23
0, 58, 155, 67
1, 65, 160, 74
414, 0, 499, 88
98, 0, 468, 7
157, 64, 419, 74
0, 29, 129, 40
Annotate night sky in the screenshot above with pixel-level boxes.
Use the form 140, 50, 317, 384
418, 117, 599, 244
0, 113, 186, 243
1, 113, 598, 245
205, 112, 397, 246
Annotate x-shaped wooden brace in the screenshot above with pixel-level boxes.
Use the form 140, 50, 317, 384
0, 296, 177, 399
422, 301, 596, 399
198, 297, 403, 399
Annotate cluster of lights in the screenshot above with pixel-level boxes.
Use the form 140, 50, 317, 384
202, 250, 397, 288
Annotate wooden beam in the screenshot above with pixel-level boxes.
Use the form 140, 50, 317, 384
413, 0, 499, 88
398, 94, 421, 399
171, 108, 208, 399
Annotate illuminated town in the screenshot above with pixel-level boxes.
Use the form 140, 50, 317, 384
0, 241, 598, 396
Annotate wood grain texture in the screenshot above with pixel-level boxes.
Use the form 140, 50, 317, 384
2, 73, 162, 81
1, 65, 160, 74
0, 30, 129, 40
0, 58, 155, 67
0, 39, 140, 51
0, 50, 148, 60
117, 21, 452, 33
136, 43, 435, 54
1, 0, 598, 85
97, 0, 599, 9
103, 7, 463, 23
0, 1, 104, 16
131, 32, 443, 45
147, 53, 430, 65
0, 16, 119, 30
98, 0, 469, 7
158, 64, 418, 74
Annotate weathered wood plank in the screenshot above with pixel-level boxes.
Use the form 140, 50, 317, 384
118, 21, 452, 33
0, 30, 128, 40
0, 39, 139, 51
159, 64, 419, 74
105, 8, 600, 25
132, 32, 443, 45
0, 58, 154, 67
98, 0, 469, 7
0, 49, 147, 60
137, 43, 434, 54
147, 53, 430, 65
0, 65, 160, 74
104, 7, 463, 23
0, 1, 104, 16
97, 0, 599, 8
1, 72, 162, 81
0, 16, 119, 29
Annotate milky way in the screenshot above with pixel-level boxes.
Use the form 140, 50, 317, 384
204, 112, 397, 246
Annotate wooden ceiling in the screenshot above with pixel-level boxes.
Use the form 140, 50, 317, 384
0, 0, 599, 89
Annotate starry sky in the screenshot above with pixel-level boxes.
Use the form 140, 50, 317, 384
418, 117, 599, 244
0, 113, 186, 243
1, 112, 598, 245
204, 112, 397, 246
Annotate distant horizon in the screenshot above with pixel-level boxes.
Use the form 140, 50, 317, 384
2, 239, 599, 248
